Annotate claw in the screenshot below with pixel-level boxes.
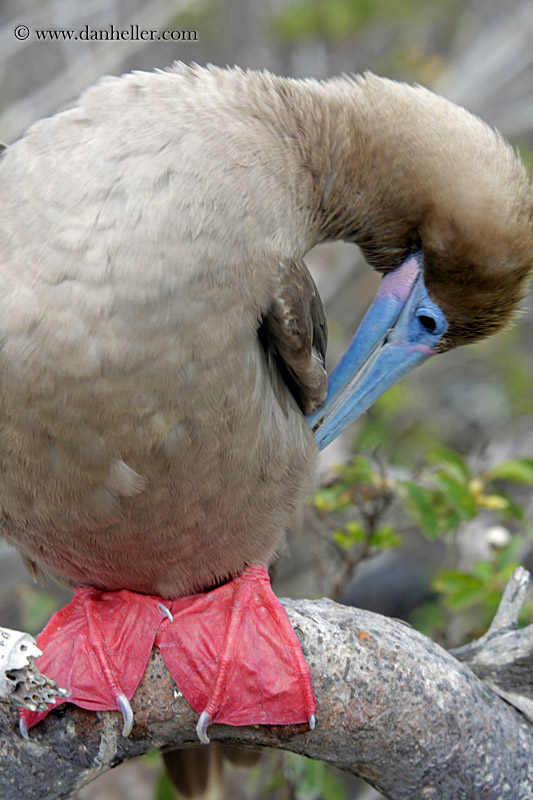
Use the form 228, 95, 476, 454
19, 716, 28, 739
117, 693, 133, 737
196, 710, 212, 744
157, 602, 174, 623
309, 714, 316, 730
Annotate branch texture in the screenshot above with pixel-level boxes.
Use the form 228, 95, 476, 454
1, 587, 533, 800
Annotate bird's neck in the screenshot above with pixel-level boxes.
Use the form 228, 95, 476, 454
253, 74, 425, 266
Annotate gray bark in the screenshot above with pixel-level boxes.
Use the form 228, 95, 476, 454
1, 570, 533, 800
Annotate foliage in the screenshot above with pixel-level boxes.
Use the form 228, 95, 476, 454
312, 446, 533, 640
16, 585, 62, 635
280, 753, 347, 800
154, 769, 178, 800
272, 0, 449, 43
249, 752, 347, 800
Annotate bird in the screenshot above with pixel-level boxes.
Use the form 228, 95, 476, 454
2, 62, 531, 787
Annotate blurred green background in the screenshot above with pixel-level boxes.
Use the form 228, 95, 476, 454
0, 0, 532, 798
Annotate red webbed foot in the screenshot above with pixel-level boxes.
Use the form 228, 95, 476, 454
157, 566, 317, 743
19, 587, 171, 736
19, 566, 316, 743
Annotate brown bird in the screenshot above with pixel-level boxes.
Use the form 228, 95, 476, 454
2, 63, 531, 791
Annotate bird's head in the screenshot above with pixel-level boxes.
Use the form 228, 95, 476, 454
310, 75, 533, 448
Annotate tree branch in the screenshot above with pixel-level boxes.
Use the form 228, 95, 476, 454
452, 565, 533, 724
1, 574, 533, 800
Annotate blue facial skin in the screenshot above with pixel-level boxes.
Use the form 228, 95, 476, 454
308, 252, 448, 451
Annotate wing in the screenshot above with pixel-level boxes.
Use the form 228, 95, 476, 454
259, 256, 328, 417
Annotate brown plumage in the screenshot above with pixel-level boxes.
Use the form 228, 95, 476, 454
1, 64, 532, 795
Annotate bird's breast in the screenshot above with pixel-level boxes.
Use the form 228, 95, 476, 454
0, 268, 317, 597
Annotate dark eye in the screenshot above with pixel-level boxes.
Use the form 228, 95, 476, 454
418, 315, 437, 333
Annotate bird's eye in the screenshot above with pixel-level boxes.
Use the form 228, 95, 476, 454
414, 304, 448, 342
418, 314, 437, 333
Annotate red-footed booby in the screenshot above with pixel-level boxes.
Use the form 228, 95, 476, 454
1, 64, 530, 750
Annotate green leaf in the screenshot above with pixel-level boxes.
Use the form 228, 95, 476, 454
258, 766, 286, 795
259, 767, 287, 795
484, 589, 506, 616
398, 481, 439, 538
496, 536, 523, 568
353, 417, 389, 450
428, 447, 470, 482
20, 588, 62, 634
313, 487, 351, 513
439, 511, 461, 533
272, 3, 322, 41
143, 749, 162, 765
432, 569, 482, 594
321, 765, 348, 800
333, 530, 354, 550
410, 599, 446, 637
497, 562, 520, 584
446, 585, 488, 610
345, 520, 366, 538
341, 455, 375, 485
295, 757, 322, 800
284, 754, 324, 800
503, 497, 525, 521
369, 525, 402, 549
154, 771, 178, 800
488, 458, 533, 485
470, 560, 493, 583
432, 569, 486, 610
434, 473, 476, 520
333, 521, 366, 550
374, 381, 410, 413
273, 0, 377, 43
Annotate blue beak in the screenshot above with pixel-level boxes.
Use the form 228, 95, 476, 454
308, 252, 448, 451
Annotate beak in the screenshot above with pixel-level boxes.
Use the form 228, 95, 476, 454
308, 252, 448, 451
